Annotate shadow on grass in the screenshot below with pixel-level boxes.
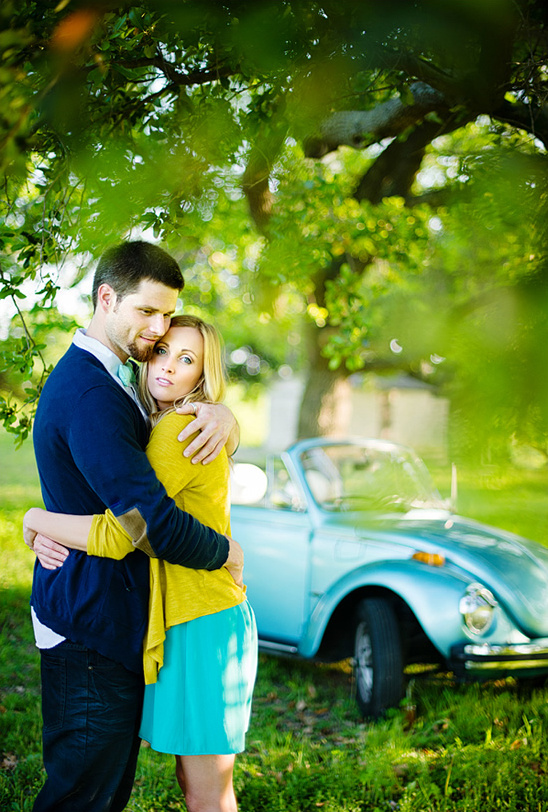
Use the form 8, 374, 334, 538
0, 585, 43, 812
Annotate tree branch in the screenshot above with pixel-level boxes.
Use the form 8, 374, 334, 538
491, 98, 548, 149
371, 48, 461, 101
242, 123, 288, 233
114, 55, 237, 88
305, 82, 447, 158
355, 113, 470, 203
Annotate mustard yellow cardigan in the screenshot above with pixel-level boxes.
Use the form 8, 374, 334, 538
88, 412, 246, 684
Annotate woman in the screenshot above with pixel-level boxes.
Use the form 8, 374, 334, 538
24, 315, 258, 812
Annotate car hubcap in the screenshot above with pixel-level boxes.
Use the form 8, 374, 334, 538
355, 620, 374, 702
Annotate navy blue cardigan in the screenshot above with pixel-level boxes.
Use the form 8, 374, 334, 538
31, 344, 229, 673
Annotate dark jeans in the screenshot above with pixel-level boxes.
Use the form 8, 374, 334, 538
33, 640, 144, 812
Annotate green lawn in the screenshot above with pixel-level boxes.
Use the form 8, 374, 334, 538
3, 430, 548, 811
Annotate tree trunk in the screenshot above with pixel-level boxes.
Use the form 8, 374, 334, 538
296, 323, 348, 439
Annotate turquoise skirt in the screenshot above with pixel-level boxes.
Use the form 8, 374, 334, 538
139, 601, 257, 756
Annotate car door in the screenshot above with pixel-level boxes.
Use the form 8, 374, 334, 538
230, 455, 312, 646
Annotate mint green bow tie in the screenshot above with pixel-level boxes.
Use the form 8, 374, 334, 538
117, 362, 136, 387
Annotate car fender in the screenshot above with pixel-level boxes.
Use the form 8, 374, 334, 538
298, 558, 475, 659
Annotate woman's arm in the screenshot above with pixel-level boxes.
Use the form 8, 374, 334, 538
24, 507, 92, 551
23, 507, 93, 570
24, 507, 135, 569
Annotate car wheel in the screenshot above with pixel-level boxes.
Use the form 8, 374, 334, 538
353, 597, 404, 718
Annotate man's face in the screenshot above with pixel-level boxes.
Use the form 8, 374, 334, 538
103, 279, 179, 362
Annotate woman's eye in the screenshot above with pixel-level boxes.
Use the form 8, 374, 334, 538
180, 355, 192, 365
155, 346, 167, 355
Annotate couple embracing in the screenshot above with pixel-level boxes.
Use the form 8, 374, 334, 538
23, 240, 258, 812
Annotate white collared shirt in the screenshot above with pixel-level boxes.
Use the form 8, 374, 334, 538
72, 328, 148, 420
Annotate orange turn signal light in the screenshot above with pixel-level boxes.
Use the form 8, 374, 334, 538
411, 551, 445, 567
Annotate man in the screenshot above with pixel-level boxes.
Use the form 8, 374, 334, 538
28, 240, 242, 812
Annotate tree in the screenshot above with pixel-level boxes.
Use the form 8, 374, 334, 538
243, 0, 548, 447
1, 0, 547, 453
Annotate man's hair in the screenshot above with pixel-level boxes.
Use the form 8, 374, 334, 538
92, 240, 185, 309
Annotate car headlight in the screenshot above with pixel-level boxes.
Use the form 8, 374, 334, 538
459, 583, 497, 635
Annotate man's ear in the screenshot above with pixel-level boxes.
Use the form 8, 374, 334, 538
96, 283, 117, 312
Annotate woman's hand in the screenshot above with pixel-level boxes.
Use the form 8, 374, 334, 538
33, 534, 70, 570
224, 537, 244, 589
176, 402, 239, 464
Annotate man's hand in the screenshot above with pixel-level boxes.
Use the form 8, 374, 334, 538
223, 537, 244, 589
33, 534, 69, 570
176, 402, 239, 465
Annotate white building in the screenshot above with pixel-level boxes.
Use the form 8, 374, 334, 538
266, 373, 449, 461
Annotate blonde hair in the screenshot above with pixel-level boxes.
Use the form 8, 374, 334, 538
138, 315, 227, 425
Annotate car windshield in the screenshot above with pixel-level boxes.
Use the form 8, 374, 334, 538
299, 443, 445, 512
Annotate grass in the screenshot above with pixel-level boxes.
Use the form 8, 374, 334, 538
3, 430, 548, 810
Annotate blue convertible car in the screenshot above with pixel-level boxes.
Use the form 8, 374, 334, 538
230, 438, 548, 717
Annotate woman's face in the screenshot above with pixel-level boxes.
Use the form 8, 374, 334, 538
147, 325, 204, 411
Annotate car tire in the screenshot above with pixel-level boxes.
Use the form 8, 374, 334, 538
353, 597, 404, 718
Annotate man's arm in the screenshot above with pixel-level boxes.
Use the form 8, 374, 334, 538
175, 402, 239, 464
